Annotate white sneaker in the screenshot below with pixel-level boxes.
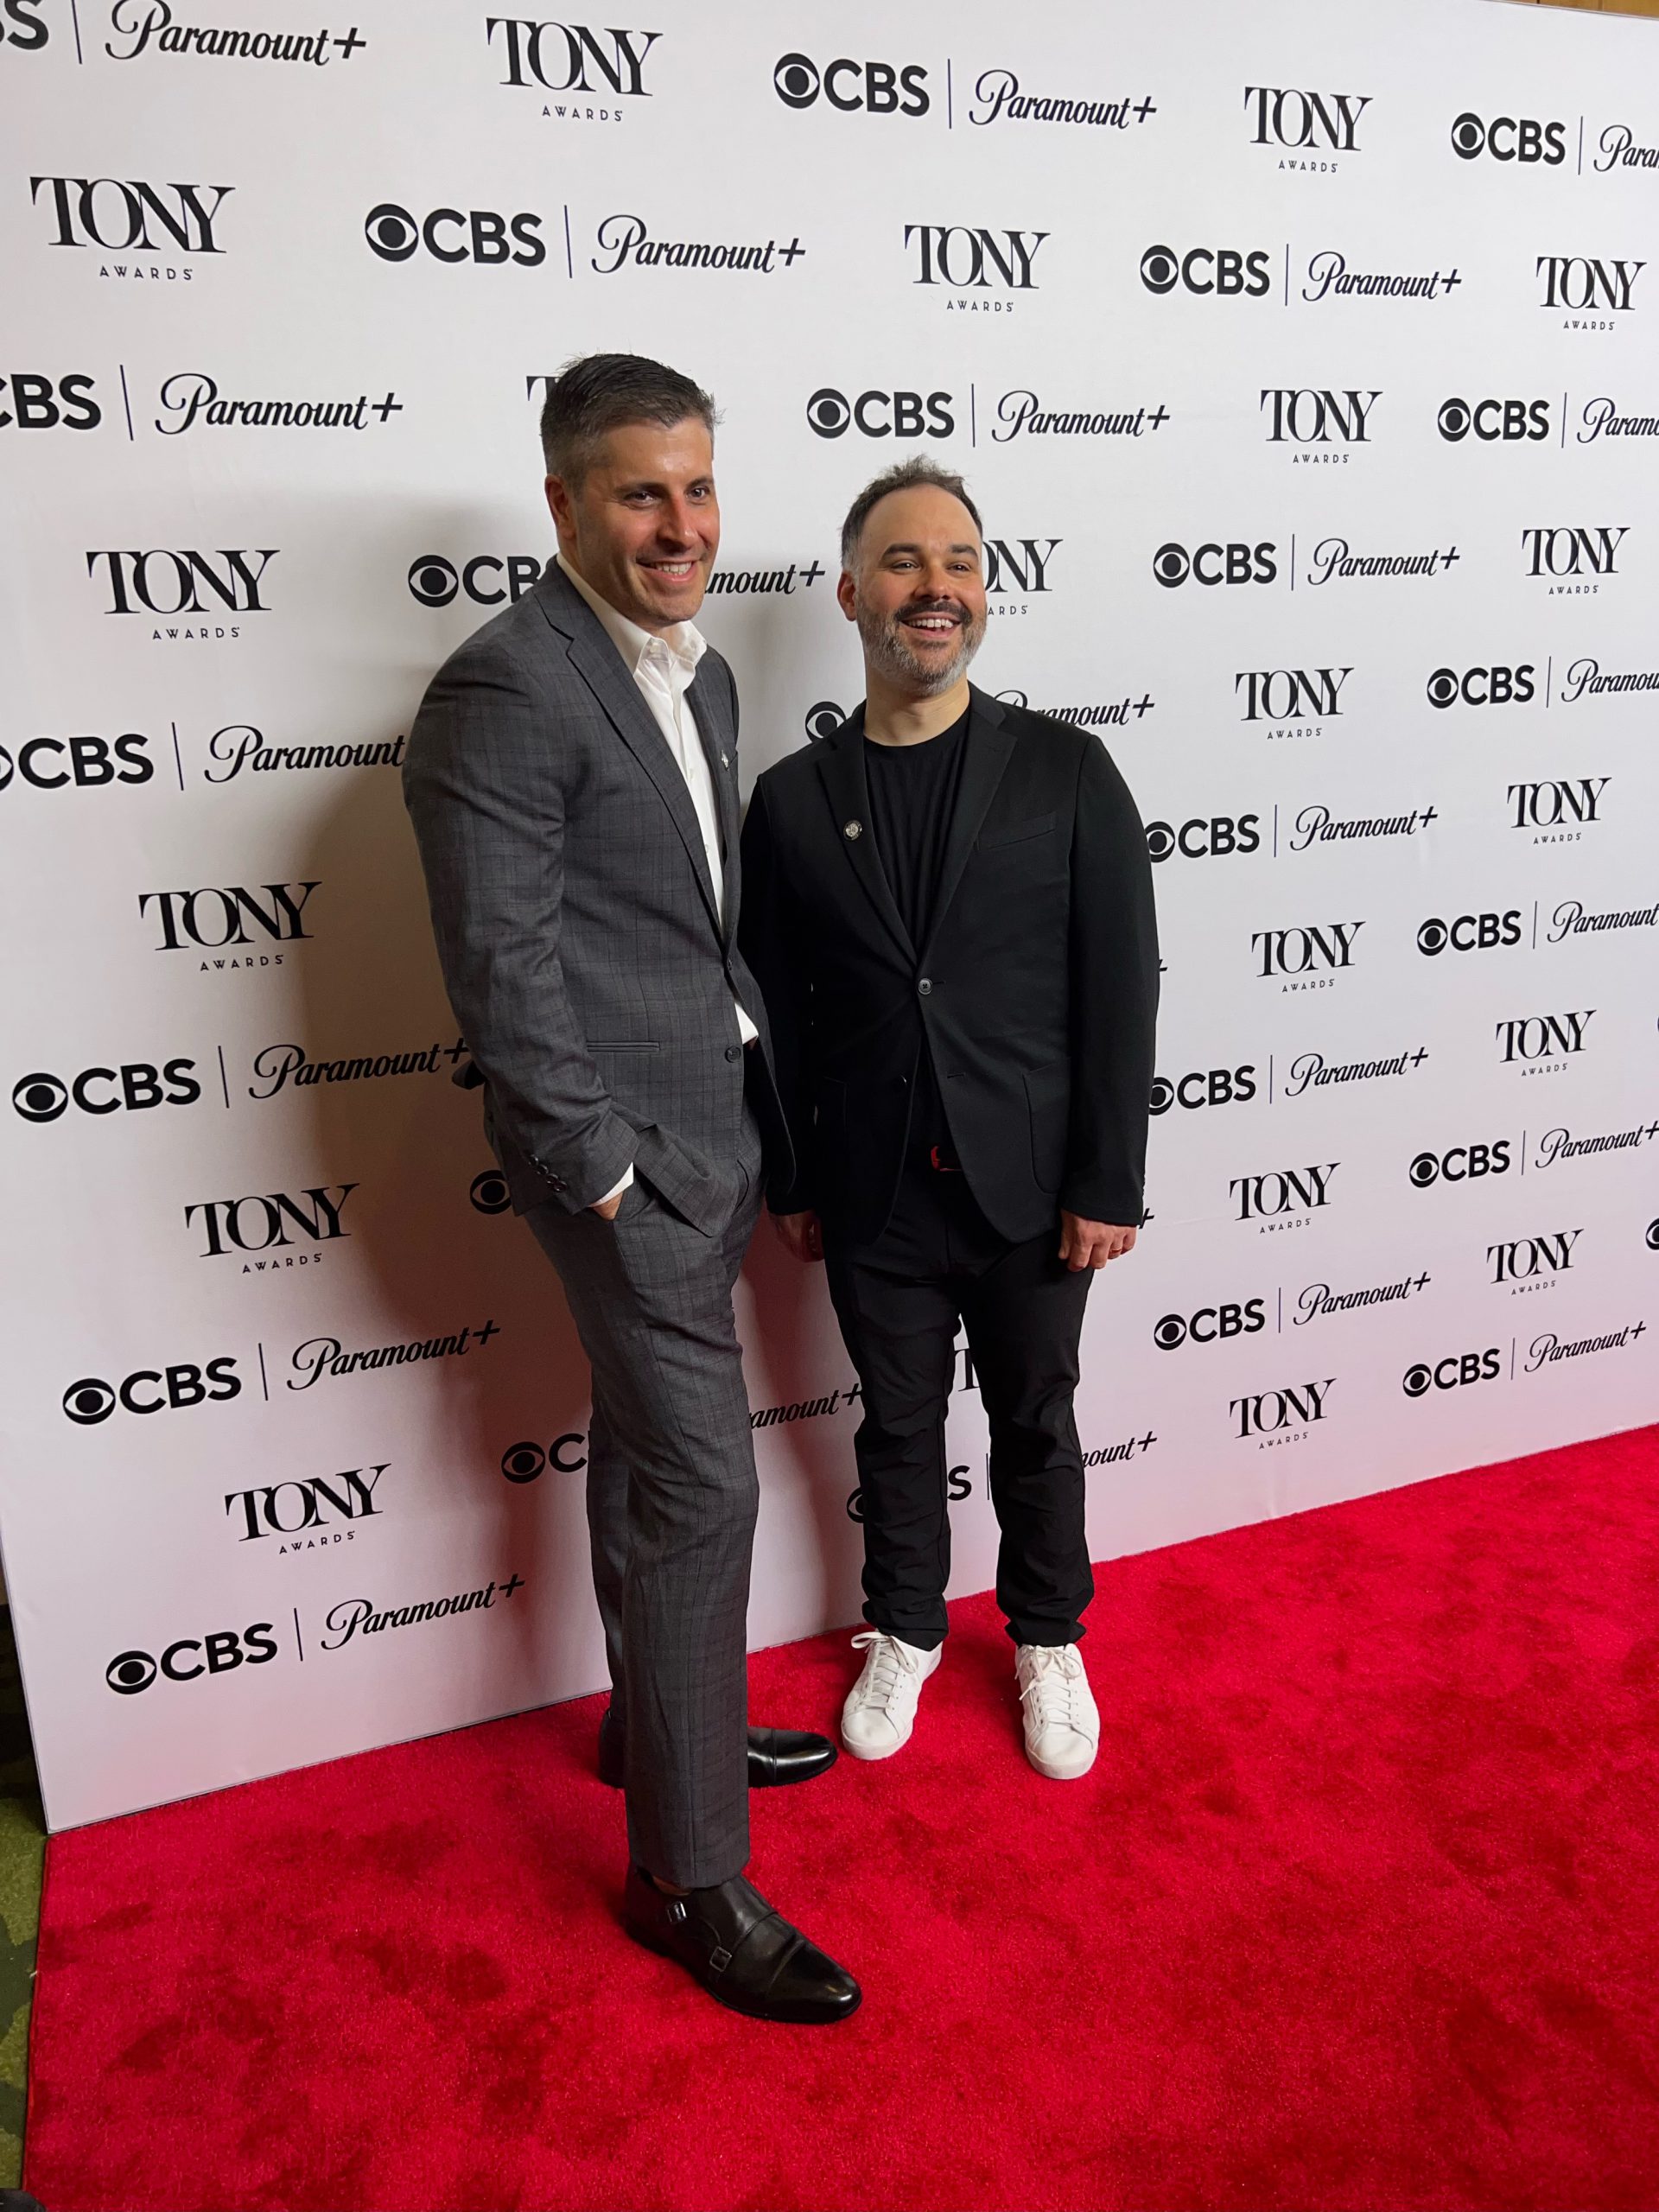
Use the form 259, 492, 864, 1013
840, 1630, 940, 1760
1015, 1643, 1099, 1780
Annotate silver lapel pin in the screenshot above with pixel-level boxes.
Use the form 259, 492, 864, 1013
843, 819, 863, 840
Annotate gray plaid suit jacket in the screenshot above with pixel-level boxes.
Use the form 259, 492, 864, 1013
404, 561, 789, 1228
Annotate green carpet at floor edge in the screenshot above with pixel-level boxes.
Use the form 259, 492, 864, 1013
0, 1608, 44, 2190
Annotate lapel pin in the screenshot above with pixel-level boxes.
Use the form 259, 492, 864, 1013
721, 752, 730, 768
844, 819, 863, 840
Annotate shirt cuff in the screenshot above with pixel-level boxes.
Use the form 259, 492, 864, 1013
594, 1164, 634, 1208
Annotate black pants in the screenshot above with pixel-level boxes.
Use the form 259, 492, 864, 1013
823, 1163, 1094, 1652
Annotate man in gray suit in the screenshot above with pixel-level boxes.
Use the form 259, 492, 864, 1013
404, 354, 858, 2024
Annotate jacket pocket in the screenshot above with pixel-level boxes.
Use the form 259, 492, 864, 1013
977, 810, 1058, 852
1023, 1059, 1070, 1193
587, 1039, 662, 1052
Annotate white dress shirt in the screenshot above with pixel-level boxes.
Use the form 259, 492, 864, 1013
557, 553, 757, 1205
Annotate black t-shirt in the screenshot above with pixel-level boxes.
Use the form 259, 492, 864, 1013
862, 708, 969, 952
863, 708, 970, 1160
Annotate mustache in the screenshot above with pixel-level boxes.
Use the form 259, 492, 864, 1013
891, 597, 972, 624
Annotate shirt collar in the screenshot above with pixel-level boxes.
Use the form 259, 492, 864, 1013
556, 552, 705, 683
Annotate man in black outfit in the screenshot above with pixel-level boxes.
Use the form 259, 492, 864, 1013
740, 457, 1158, 1779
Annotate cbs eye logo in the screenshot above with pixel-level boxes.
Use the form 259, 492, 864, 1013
1646, 1218, 1659, 1250
470, 1169, 512, 1215
1153, 1313, 1187, 1349
1408, 1154, 1441, 1186
63, 1377, 116, 1424
1153, 543, 1191, 586
806, 388, 850, 438
409, 556, 458, 607
1417, 918, 1449, 957
365, 204, 419, 260
774, 54, 821, 105
1402, 1362, 1433, 1396
13, 1071, 67, 1122
106, 1651, 157, 1694
1438, 399, 1473, 442
1140, 245, 1181, 295
500, 1434, 586, 1480
804, 701, 846, 741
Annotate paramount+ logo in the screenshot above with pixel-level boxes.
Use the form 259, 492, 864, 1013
773, 52, 927, 116
107, 1624, 276, 1695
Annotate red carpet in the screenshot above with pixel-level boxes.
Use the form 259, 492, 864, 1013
24, 1427, 1659, 2211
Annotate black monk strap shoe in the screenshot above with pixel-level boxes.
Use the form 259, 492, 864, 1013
623, 1862, 861, 2024
598, 1707, 836, 1791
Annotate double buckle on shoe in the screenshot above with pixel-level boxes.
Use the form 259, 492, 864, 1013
708, 1944, 733, 1974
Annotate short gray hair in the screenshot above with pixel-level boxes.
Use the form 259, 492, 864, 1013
840, 456, 983, 570
539, 352, 716, 484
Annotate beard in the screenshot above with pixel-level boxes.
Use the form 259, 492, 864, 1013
855, 596, 987, 696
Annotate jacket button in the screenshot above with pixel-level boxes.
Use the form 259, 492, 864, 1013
725, 1044, 741, 1062
917, 977, 932, 996
550, 1177, 568, 1194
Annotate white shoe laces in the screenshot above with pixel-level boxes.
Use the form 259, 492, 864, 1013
849, 1630, 923, 1713
1019, 1644, 1088, 1734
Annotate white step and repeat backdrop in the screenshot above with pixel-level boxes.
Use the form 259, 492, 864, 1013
3, 0, 1657, 1829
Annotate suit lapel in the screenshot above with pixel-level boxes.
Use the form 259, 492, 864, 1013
921, 689, 1015, 962
814, 709, 914, 966
533, 568, 722, 938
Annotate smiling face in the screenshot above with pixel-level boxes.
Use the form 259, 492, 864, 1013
545, 415, 719, 634
838, 482, 988, 697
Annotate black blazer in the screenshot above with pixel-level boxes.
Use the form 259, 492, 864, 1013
739, 688, 1158, 1247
